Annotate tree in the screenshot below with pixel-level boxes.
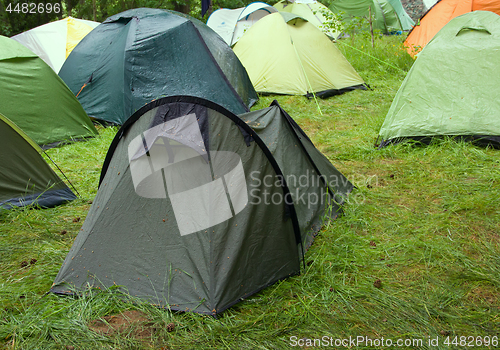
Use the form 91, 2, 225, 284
1, 0, 62, 36
0, 0, 260, 35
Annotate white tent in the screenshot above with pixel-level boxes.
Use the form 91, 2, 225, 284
11, 17, 99, 73
207, 2, 277, 46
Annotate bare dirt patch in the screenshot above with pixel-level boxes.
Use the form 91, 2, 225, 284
88, 310, 155, 339
467, 286, 499, 307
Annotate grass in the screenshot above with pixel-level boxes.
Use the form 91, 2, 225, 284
1, 34, 499, 349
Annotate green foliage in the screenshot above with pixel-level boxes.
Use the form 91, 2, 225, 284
316, 7, 343, 38
1, 0, 62, 36
0, 0, 262, 35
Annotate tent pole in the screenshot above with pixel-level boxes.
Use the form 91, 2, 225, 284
336, 40, 406, 73
43, 151, 81, 198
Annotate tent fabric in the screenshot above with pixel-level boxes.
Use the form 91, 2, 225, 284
0, 36, 98, 148
51, 96, 353, 316
207, 2, 278, 46
423, 0, 439, 8
329, 0, 415, 33
379, 11, 500, 147
0, 113, 76, 209
59, 8, 258, 126
273, 0, 342, 39
11, 17, 99, 73
239, 101, 354, 249
404, 0, 500, 56
233, 12, 366, 97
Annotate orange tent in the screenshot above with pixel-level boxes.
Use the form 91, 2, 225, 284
404, 0, 500, 56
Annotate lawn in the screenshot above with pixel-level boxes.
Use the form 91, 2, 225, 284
1, 34, 499, 349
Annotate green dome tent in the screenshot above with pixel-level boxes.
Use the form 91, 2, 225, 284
379, 11, 500, 147
59, 8, 258, 126
0, 36, 98, 148
330, 0, 415, 33
51, 96, 353, 316
0, 113, 76, 209
233, 12, 366, 98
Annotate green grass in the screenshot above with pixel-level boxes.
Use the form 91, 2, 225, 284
1, 34, 499, 349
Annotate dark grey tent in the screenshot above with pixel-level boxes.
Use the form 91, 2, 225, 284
51, 96, 352, 315
59, 8, 258, 125
0, 113, 76, 209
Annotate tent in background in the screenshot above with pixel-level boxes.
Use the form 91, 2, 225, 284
330, 0, 415, 33
0, 36, 98, 148
0, 113, 76, 209
51, 96, 353, 316
404, 0, 500, 56
207, 2, 277, 46
273, 0, 342, 39
60, 8, 258, 126
11, 17, 99, 73
233, 12, 366, 98
379, 11, 500, 147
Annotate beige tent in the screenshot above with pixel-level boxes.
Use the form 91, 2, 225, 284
12, 17, 99, 72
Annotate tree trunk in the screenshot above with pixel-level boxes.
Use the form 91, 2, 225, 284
173, 0, 190, 14
66, 0, 73, 16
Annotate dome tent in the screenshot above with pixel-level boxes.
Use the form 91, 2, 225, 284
0, 113, 76, 209
11, 16, 99, 73
51, 96, 353, 316
59, 8, 258, 126
207, 2, 278, 46
233, 12, 366, 98
379, 11, 500, 147
0, 36, 98, 148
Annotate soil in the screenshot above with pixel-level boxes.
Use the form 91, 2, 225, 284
88, 310, 155, 339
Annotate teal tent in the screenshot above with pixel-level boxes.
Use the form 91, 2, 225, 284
330, 0, 415, 33
59, 8, 258, 125
51, 96, 352, 315
0, 35, 98, 148
0, 113, 76, 209
379, 11, 500, 147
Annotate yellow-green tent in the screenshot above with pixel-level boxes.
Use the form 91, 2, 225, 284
233, 12, 366, 98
